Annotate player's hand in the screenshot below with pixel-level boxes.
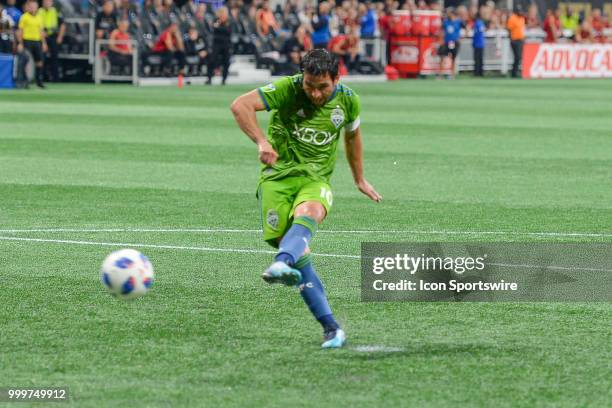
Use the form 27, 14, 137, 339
257, 140, 278, 166
42, 43, 48, 53
17, 43, 24, 53
356, 179, 382, 202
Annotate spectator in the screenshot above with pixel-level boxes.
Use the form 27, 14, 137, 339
182, 0, 199, 20
429, 0, 442, 34
331, 4, 346, 36
282, 1, 301, 34
0, 13, 13, 53
2, 16, 29, 89
228, 0, 250, 54
438, 8, 462, 79
472, 7, 485, 77
526, 3, 540, 29
560, 6, 579, 40
487, 6, 502, 30
543, 9, 560, 43
95, 0, 117, 40
329, 24, 360, 74
298, 3, 314, 30
2, 4, 24, 88
38, 0, 65, 82
1, 3, 14, 31
378, 1, 396, 64
590, 9, 606, 43
311, 1, 331, 49
193, 3, 214, 38
152, 0, 171, 30
281, 23, 312, 74
116, 0, 139, 30
456, 5, 470, 28
576, 19, 594, 43
206, 6, 231, 85
184, 25, 208, 74
506, 4, 525, 78
5, 0, 22, 26
17, 0, 47, 88
152, 21, 185, 76
345, 8, 359, 33
256, 0, 279, 38
108, 19, 133, 73
163, 0, 180, 23
359, 2, 377, 60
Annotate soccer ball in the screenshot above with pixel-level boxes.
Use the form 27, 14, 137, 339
100, 249, 154, 299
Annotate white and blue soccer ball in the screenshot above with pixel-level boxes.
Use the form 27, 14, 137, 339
100, 249, 154, 299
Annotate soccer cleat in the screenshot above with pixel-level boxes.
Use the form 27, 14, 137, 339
262, 261, 302, 286
321, 329, 346, 349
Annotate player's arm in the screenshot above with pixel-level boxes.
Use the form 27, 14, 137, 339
230, 90, 278, 165
344, 127, 382, 202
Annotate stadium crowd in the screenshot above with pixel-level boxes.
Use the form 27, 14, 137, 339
0, 0, 610, 87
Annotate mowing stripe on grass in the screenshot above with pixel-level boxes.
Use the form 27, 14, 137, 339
0, 228, 610, 238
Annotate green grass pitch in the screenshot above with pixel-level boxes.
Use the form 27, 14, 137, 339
0, 79, 610, 407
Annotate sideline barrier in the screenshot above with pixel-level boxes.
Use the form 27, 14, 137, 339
522, 43, 612, 78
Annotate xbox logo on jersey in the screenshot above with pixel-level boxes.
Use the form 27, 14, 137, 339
291, 125, 336, 146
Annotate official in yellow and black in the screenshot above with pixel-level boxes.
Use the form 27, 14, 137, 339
17, 0, 47, 88
38, 0, 65, 82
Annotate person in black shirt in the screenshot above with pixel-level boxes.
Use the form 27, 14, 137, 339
281, 24, 311, 74
184, 26, 208, 75
95, 0, 118, 40
206, 6, 231, 85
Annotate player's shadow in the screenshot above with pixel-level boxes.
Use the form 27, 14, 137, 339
337, 342, 520, 361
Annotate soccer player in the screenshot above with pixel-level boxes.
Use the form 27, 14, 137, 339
230, 49, 381, 349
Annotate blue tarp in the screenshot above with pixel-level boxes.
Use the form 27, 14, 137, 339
0, 53, 15, 89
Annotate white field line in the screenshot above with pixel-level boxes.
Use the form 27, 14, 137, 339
0, 236, 359, 259
1, 236, 609, 272
352, 345, 405, 353
0, 228, 610, 238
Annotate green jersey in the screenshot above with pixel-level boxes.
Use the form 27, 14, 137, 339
257, 74, 361, 183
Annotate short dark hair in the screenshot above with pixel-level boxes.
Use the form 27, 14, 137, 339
300, 49, 339, 79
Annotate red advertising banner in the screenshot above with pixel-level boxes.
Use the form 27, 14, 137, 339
522, 43, 612, 79
390, 36, 451, 77
390, 37, 420, 76
419, 37, 451, 75
388, 9, 445, 77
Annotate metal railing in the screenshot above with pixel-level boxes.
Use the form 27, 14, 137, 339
94, 39, 139, 84
456, 29, 546, 74
359, 37, 386, 65
58, 17, 95, 64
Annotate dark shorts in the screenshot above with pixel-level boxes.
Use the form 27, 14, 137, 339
24, 40, 43, 63
438, 41, 460, 60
